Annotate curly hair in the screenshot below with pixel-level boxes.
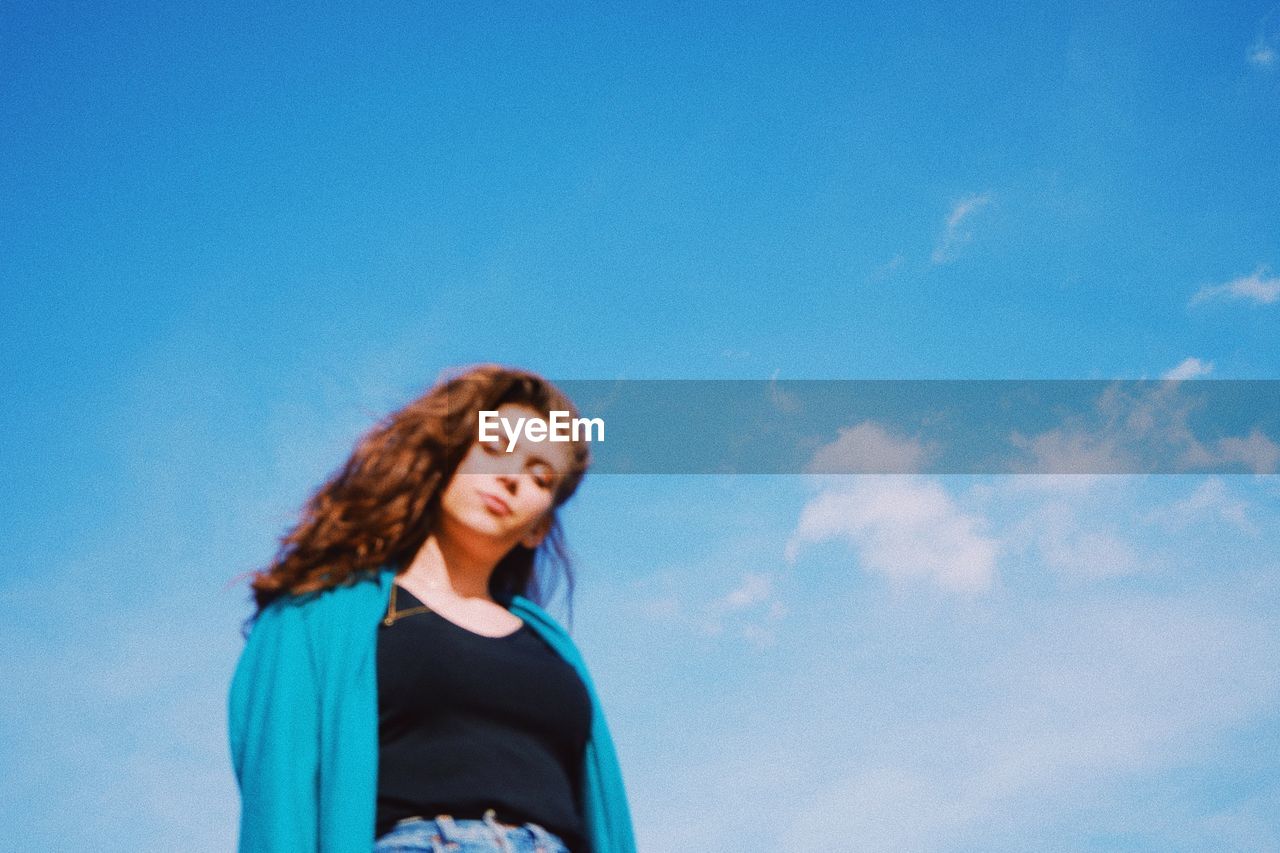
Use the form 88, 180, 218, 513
238, 364, 592, 631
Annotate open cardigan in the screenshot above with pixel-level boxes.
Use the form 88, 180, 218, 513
228, 566, 637, 853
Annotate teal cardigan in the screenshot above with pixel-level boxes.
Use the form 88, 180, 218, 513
228, 566, 637, 853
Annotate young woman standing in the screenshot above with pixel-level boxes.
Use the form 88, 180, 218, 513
228, 364, 635, 853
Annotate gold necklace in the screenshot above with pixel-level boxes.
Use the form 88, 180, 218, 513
383, 583, 434, 627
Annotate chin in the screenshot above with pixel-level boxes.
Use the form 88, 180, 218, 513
464, 510, 512, 538
440, 508, 504, 540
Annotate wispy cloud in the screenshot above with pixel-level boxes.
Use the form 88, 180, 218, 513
1217, 427, 1280, 475
1248, 35, 1277, 67
1008, 380, 1280, 475
932, 193, 993, 264
778, 596, 1280, 850
1190, 266, 1280, 306
629, 567, 789, 650
1008, 420, 1136, 479
617, 507, 794, 651
869, 253, 905, 282
767, 367, 803, 414
1011, 494, 1147, 580
1248, 8, 1279, 68
1162, 356, 1214, 380
698, 572, 788, 648
1141, 476, 1260, 536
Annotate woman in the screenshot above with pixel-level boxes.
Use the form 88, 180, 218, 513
228, 364, 636, 853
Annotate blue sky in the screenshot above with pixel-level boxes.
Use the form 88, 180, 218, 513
3, 2, 1279, 850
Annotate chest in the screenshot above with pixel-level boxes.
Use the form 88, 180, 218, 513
375, 610, 592, 750
392, 582, 525, 637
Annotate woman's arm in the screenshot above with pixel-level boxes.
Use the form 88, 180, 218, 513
228, 599, 321, 852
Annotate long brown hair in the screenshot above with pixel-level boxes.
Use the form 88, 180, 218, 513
239, 364, 592, 631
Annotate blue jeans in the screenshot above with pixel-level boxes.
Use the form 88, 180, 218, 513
373, 809, 572, 853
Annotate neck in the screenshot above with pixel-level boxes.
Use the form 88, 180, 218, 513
401, 526, 508, 600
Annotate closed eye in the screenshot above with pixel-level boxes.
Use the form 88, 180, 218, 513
529, 462, 558, 489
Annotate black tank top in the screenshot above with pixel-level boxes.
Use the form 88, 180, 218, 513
374, 584, 592, 851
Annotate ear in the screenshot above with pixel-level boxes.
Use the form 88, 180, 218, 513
520, 512, 553, 550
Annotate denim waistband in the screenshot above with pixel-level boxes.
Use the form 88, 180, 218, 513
385, 809, 568, 852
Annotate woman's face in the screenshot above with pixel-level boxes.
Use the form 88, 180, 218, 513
438, 402, 574, 551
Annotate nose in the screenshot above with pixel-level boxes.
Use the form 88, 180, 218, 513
496, 473, 519, 495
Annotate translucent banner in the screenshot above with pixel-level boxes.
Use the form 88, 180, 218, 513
476, 380, 1280, 474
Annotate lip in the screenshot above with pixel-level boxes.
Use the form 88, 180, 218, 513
478, 491, 513, 516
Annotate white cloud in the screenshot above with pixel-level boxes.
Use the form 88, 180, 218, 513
797, 378, 1270, 481
720, 572, 772, 609
932, 193, 993, 264
621, 520, 792, 651
1013, 497, 1146, 579
640, 593, 682, 620
610, 477, 1280, 851
778, 597, 1280, 851
0, 570, 243, 851
699, 572, 788, 648
869, 253, 905, 281
1162, 356, 1214, 380
804, 420, 933, 474
1141, 476, 1259, 535
1216, 427, 1280, 475
785, 475, 999, 593
1248, 36, 1276, 67
1008, 422, 1136, 478
1008, 380, 1280, 476
1190, 266, 1280, 306
767, 368, 802, 414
